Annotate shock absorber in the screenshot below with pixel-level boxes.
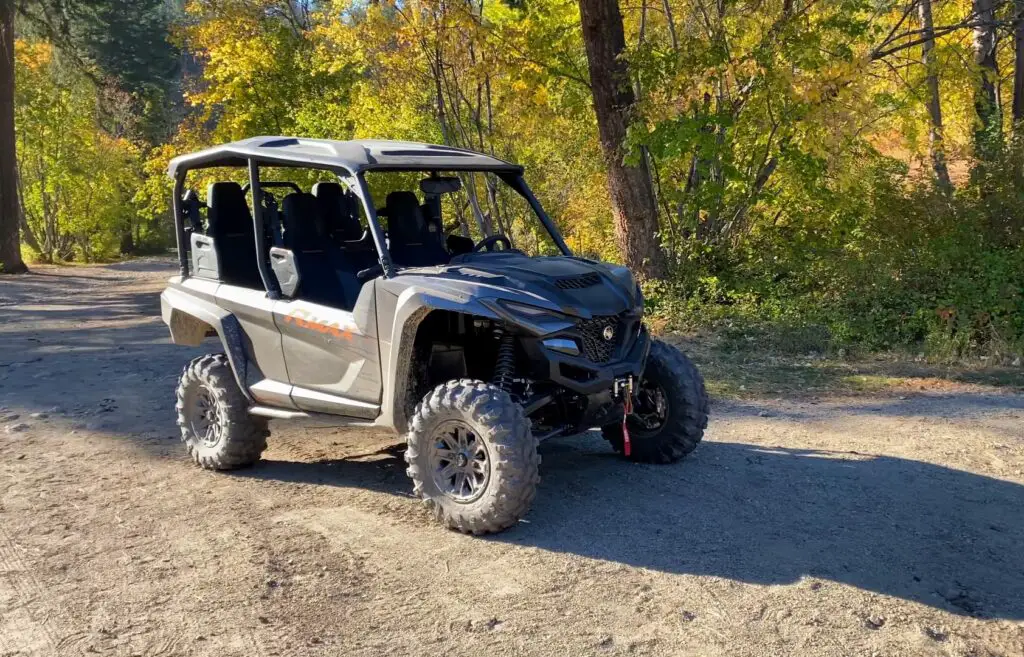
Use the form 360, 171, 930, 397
493, 328, 516, 393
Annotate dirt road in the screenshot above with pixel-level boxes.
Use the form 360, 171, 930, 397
1, 261, 1022, 657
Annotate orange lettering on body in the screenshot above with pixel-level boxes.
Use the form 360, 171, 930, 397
283, 309, 355, 341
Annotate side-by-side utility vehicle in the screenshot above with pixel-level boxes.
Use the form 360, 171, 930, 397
161, 137, 709, 534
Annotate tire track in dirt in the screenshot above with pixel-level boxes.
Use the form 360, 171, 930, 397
0, 527, 64, 656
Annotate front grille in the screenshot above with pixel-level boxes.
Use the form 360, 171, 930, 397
555, 273, 601, 290
576, 315, 626, 363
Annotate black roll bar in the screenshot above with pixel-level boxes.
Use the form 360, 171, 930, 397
349, 172, 396, 278
247, 159, 281, 298
172, 172, 188, 277
503, 173, 572, 257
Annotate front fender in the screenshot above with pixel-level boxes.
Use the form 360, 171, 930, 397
160, 286, 254, 402
375, 284, 501, 432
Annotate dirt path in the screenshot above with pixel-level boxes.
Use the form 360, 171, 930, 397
1, 261, 1022, 657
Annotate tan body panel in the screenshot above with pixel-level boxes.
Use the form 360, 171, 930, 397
273, 282, 382, 417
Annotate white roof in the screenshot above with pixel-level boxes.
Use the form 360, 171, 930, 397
167, 137, 521, 177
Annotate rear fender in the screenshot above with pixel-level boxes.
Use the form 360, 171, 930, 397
160, 286, 255, 402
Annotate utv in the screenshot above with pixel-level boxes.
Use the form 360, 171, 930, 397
161, 137, 709, 534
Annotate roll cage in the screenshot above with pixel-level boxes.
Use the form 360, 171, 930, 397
168, 137, 572, 295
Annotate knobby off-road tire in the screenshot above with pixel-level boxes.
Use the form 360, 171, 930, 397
405, 379, 540, 534
602, 339, 709, 464
175, 354, 268, 470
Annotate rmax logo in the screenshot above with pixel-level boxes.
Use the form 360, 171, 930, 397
282, 309, 355, 341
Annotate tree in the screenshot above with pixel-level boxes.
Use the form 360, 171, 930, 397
1014, 0, 1024, 125
919, 0, 952, 191
577, 0, 666, 279
0, 0, 25, 273
972, 0, 1001, 160
0, 0, 176, 273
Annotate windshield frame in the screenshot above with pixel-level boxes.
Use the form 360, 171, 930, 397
355, 169, 572, 277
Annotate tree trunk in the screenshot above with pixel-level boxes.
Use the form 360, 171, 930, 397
661, 0, 678, 52
973, 0, 1001, 160
578, 0, 667, 279
1013, 0, 1024, 126
0, 0, 26, 274
919, 0, 952, 190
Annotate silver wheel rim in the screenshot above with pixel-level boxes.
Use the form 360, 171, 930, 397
429, 420, 490, 503
187, 385, 221, 448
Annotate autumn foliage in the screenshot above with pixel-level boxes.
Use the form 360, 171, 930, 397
10, 0, 1024, 358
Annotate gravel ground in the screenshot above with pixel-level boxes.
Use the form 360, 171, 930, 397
0, 261, 1022, 657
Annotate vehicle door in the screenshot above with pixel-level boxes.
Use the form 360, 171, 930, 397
272, 284, 382, 419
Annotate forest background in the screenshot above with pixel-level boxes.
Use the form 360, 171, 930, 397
1, 0, 1022, 362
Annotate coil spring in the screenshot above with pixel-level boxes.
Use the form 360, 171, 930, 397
493, 330, 516, 392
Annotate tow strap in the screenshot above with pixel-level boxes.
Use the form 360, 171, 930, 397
622, 377, 633, 457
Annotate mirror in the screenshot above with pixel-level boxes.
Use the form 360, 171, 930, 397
269, 247, 301, 297
420, 176, 461, 195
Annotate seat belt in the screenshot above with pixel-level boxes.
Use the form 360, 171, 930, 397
182, 189, 205, 233
262, 192, 284, 247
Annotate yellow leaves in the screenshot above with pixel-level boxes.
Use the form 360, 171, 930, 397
14, 40, 53, 70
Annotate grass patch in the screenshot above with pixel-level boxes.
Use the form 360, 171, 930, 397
666, 330, 1024, 400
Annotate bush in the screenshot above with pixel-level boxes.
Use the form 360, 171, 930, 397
654, 151, 1024, 362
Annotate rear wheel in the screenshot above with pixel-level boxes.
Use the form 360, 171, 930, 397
175, 354, 268, 470
602, 340, 708, 463
405, 379, 539, 534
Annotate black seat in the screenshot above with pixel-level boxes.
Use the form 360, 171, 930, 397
206, 182, 263, 288
312, 182, 364, 243
386, 191, 450, 268
281, 192, 361, 309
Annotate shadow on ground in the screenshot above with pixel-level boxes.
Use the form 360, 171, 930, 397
244, 435, 1024, 620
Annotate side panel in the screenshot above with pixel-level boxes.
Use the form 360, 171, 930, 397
215, 285, 289, 383
190, 233, 220, 281
274, 281, 382, 414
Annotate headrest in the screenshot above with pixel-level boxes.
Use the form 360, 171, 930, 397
385, 191, 427, 244
313, 181, 343, 201
206, 182, 252, 236
281, 192, 328, 252
313, 182, 363, 241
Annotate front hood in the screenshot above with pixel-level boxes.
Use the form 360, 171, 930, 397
410, 252, 641, 318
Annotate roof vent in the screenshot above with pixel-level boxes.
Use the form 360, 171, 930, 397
380, 149, 473, 157
260, 138, 301, 148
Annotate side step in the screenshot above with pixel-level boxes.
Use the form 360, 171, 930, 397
248, 405, 379, 428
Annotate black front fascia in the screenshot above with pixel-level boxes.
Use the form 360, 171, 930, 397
521, 322, 651, 396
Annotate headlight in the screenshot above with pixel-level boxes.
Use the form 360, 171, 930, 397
541, 337, 581, 356
483, 298, 576, 336
497, 300, 569, 322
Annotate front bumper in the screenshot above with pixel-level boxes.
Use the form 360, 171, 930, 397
521, 323, 651, 396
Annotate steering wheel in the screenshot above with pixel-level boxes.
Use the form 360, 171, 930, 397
473, 234, 513, 252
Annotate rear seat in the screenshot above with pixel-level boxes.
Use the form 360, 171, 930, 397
206, 182, 264, 289
281, 192, 375, 310
311, 181, 379, 274
312, 182, 365, 244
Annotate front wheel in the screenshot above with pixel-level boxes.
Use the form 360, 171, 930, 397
602, 340, 709, 463
405, 379, 539, 534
